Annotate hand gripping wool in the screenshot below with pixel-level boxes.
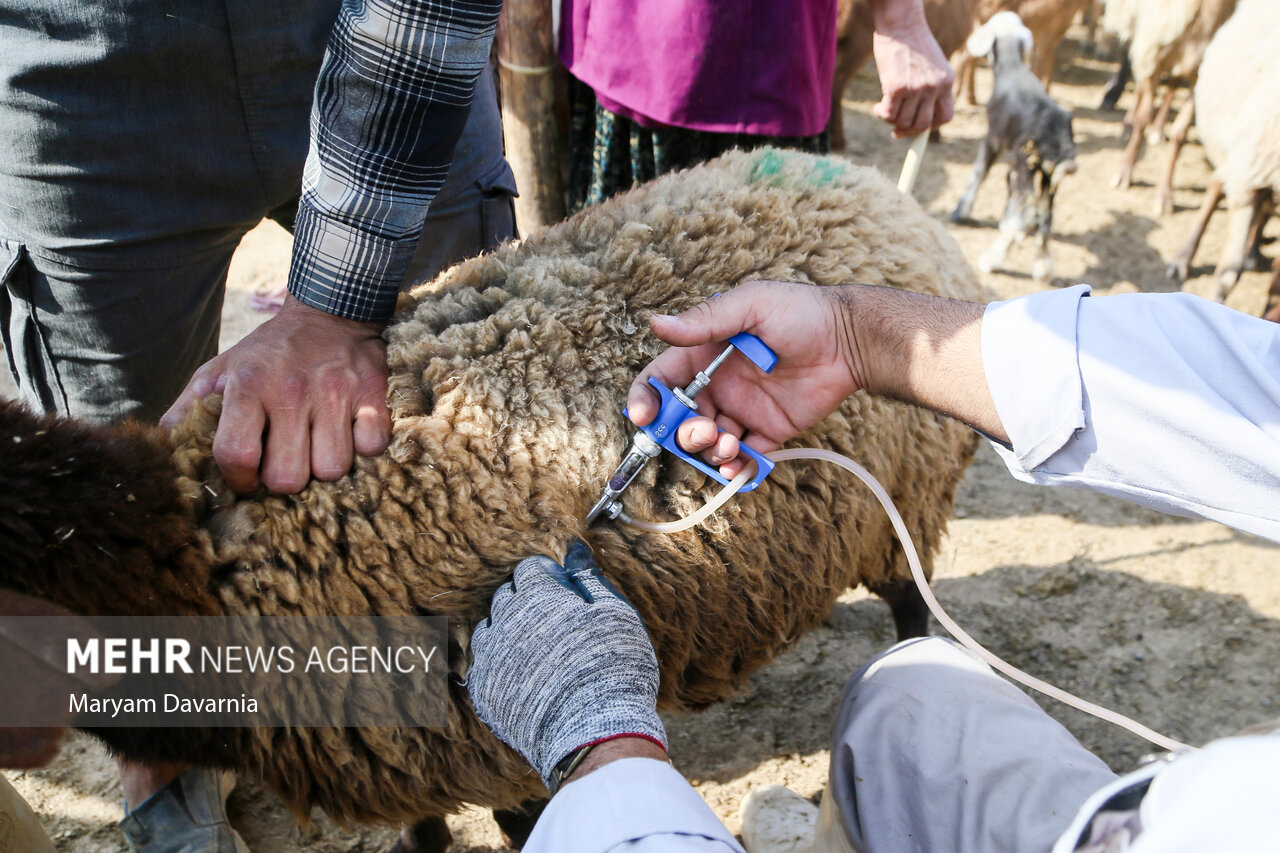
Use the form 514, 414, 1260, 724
0, 149, 982, 827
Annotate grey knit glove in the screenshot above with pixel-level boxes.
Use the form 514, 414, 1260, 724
467, 540, 666, 791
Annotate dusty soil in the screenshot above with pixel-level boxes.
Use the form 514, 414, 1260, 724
5, 29, 1278, 852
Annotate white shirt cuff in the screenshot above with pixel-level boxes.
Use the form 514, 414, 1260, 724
525, 758, 745, 852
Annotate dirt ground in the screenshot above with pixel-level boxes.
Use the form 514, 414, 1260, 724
5, 28, 1278, 852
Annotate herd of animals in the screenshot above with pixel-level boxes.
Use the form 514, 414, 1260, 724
836, 0, 1279, 319
0, 1, 1277, 851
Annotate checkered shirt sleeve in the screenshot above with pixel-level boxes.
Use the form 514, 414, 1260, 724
287, 0, 503, 324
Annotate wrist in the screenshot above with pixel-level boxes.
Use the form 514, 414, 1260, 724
559, 736, 670, 791
867, 0, 929, 38
276, 293, 384, 336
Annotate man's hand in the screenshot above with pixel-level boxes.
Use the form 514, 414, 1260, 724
628, 281, 1001, 478
870, 0, 955, 138
467, 541, 667, 792
161, 294, 392, 494
626, 282, 865, 479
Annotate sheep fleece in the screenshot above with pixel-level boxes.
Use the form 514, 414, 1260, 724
161, 149, 983, 823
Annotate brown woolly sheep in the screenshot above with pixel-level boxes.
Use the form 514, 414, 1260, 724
0, 149, 982, 833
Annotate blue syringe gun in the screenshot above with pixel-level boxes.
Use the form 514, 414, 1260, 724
586, 332, 779, 525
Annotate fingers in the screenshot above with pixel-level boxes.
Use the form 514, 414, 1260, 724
211, 381, 268, 494
160, 361, 225, 432
627, 286, 766, 427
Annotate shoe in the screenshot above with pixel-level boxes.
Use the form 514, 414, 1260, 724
740, 785, 818, 853
118, 768, 250, 852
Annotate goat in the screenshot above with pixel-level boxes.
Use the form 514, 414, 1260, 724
950, 12, 1077, 283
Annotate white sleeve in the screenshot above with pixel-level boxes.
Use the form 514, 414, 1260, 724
981, 285, 1280, 543
1051, 733, 1280, 852
523, 758, 746, 853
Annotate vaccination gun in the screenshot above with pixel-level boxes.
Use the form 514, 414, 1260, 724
586, 332, 778, 525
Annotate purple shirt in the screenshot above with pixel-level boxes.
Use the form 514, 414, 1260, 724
560, 0, 837, 136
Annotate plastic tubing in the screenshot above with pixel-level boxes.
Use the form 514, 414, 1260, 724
619, 446, 1194, 753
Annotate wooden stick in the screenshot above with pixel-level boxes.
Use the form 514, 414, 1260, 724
897, 132, 929, 196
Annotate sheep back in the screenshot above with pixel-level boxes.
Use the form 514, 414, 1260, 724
1193, 0, 1280, 199
158, 147, 982, 824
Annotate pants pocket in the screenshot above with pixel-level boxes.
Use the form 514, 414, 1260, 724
0, 240, 67, 415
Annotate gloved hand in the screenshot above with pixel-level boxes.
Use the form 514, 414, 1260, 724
467, 540, 666, 791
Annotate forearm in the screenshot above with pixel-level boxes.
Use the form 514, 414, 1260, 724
867, 0, 929, 33
843, 284, 1006, 442
289, 0, 502, 324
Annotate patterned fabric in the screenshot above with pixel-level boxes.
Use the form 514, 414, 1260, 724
567, 76, 829, 213
288, 0, 503, 324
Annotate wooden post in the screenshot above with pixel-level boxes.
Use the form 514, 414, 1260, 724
496, 0, 565, 233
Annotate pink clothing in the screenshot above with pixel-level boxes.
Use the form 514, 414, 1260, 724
560, 0, 837, 136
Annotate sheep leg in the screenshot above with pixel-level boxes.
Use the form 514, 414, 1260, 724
954, 50, 978, 106
492, 798, 550, 849
1153, 100, 1194, 217
1145, 84, 1177, 145
1264, 258, 1280, 323
829, 4, 875, 151
1112, 79, 1153, 190
1033, 33, 1065, 93
873, 576, 930, 640
949, 137, 999, 223
1212, 193, 1260, 302
1166, 177, 1223, 282
389, 816, 453, 853
1101, 54, 1131, 111
1243, 191, 1274, 272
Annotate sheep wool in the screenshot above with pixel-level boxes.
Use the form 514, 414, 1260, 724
0, 148, 982, 827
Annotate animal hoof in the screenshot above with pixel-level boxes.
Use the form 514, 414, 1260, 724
1165, 261, 1188, 283
1154, 195, 1174, 217
740, 785, 818, 853
1032, 257, 1053, 284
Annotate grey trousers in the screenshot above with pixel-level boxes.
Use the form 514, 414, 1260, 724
825, 637, 1119, 853
0, 0, 515, 424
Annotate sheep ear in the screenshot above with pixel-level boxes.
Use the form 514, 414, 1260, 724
966, 23, 996, 59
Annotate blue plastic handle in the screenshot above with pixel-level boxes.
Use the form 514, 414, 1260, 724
623, 332, 778, 492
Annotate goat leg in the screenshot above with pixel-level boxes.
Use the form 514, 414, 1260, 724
950, 138, 999, 223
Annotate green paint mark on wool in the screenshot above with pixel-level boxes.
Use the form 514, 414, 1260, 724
748, 149, 787, 186
748, 148, 846, 189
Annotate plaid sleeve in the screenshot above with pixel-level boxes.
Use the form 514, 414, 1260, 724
287, 0, 503, 324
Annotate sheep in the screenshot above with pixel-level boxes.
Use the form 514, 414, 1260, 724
1102, 0, 1238, 215
949, 12, 1077, 284
1164, 0, 1280, 305
829, 0, 978, 151
953, 0, 1092, 107
0, 148, 982, 836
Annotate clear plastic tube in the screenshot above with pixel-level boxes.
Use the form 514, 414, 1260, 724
618, 446, 1194, 754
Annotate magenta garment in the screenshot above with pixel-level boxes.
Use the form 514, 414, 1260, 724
560, 0, 837, 136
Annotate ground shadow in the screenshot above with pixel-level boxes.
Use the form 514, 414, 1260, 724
668, 561, 1280, 784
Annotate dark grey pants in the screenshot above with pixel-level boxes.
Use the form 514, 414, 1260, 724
0, 0, 515, 423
